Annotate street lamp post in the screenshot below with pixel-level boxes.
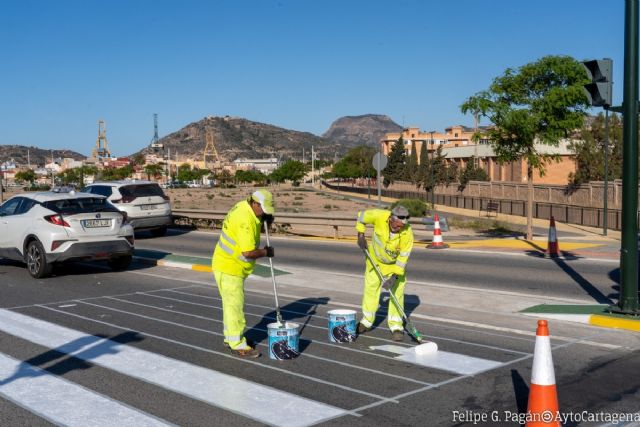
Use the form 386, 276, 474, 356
429, 131, 436, 210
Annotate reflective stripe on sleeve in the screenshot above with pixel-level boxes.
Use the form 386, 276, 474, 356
220, 230, 236, 246
218, 241, 234, 255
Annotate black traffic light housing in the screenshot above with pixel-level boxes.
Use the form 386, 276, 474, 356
582, 58, 613, 107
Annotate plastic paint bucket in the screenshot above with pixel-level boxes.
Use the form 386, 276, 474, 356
327, 309, 357, 343
267, 322, 300, 360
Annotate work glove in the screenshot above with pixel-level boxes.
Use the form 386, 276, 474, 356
357, 233, 368, 250
263, 214, 274, 226
382, 274, 398, 290
264, 246, 275, 258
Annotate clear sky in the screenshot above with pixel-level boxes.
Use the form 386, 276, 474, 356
0, 0, 625, 157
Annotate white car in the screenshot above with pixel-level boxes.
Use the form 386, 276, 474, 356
81, 180, 172, 236
0, 190, 134, 278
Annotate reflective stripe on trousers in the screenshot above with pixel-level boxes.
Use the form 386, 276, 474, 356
360, 261, 406, 332
214, 270, 249, 350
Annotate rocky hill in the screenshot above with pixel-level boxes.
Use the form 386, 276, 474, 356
0, 145, 85, 167
322, 114, 402, 148
135, 116, 340, 161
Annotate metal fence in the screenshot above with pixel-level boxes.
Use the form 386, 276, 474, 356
322, 180, 625, 231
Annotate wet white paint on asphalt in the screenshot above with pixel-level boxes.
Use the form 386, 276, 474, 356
369, 344, 504, 375
0, 353, 173, 427
0, 309, 348, 427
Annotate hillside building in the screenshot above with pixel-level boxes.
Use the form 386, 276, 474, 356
380, 126, 576, 185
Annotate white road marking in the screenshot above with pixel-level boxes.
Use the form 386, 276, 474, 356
0, 309, 348, 427
0, 353, 173, 427
130, 271, 623, 350
369, 344, 503, 375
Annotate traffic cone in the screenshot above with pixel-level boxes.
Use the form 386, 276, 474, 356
427, 213, 449, 249
526, 320, 560, 427
546, 216, 560, 257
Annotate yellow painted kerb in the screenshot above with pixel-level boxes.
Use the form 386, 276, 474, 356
589, 314, 640, 332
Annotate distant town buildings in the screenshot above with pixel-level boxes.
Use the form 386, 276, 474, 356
380, 125, 576, 185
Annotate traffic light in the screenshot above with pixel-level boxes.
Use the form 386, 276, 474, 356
582, 58, 613, 107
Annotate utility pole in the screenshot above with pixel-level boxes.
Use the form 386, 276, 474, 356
311, 146, 315, 187
615, 0, 639, 314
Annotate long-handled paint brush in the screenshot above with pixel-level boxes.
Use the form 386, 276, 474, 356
264, 221, 284, 327
362, 248, 437, 354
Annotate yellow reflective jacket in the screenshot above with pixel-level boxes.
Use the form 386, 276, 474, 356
212, 200, 261, 278
356, 208, 414, 276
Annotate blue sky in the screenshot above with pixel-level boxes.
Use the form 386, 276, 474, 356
0, 0, 625, 157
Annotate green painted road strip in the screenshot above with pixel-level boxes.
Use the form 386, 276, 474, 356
522, 304, 640, 332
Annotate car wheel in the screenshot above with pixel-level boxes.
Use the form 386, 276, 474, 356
108, 255, 132, 271
150, 226, 168, 237
26, 240, 53, 279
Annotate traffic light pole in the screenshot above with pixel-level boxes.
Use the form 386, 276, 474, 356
615, 0, 639, 315
603, 107, 609, 236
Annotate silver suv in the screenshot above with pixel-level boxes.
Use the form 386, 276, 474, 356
0, 190, 134, 278
82, 180, 172, 236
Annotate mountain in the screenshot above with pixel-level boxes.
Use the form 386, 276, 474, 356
322, 114, 403, 148
0, 145, 85, 167
134, 116, 341, 161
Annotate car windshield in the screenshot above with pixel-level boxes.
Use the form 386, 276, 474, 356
119, 184, 164, 198
42, 197, 118, 215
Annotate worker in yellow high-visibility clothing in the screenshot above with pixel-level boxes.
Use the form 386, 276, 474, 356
355, 205, 414, 341
212, 189, 275, 358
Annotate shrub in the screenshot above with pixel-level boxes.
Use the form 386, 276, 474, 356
390, 199, 427, 218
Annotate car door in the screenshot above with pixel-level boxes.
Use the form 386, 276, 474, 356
0, 197, 25, 255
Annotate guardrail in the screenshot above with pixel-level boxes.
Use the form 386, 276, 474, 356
172, 209, 425, 239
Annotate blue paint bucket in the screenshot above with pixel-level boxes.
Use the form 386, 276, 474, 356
328, 309, 357, 343
267, 322, 300, 360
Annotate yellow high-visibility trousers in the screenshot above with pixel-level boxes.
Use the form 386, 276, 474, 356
214, 270, 250, 350
360, 259, 406, 332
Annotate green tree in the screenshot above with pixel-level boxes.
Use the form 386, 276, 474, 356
330, 146, 376, 179
417, 140, 429, 186
458, 156, 489, 191
15, 169, 37, 185
144, 164, 164, 180
461, 55, 589, 239
569, 113, 623, 185
382, 136, 406, 187
100, 165, 133, 181
404, 140, 418, 183
270, 160, 306, 183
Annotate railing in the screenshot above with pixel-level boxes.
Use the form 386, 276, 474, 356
173, 209, 425, 239
322, 180, 626, 231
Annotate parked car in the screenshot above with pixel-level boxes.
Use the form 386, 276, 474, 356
0, 189, 134, 278
81, 180, 172, 236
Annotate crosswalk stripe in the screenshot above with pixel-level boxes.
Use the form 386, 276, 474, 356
0, 353, 173, 427
0, 309, 348, 427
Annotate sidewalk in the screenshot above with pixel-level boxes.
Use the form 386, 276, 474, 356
312, 185, 622, 261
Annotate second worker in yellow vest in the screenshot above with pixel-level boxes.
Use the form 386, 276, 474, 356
355, 206, 414, 341
212, 189, 275, 358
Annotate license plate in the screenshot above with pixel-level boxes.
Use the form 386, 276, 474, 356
140, 204, 157, 210
82, 219, 111, 228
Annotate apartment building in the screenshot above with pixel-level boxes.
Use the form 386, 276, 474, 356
380, 126, 576, 185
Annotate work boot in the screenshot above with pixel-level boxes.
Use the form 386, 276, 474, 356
391, 330, 404, 342
357, 323, 371, 334
232, 347, 261, 358
225, 339, 254, 349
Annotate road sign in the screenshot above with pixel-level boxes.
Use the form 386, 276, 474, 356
372, 153, 388, 170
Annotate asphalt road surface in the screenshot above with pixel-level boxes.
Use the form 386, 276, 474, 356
0, 230, 638, 426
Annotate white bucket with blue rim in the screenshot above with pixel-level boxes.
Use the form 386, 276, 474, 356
267, 322, 300, 360
328, 309, 357, 343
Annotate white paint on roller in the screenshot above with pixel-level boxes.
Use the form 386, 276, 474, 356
0, 353, 172, 427
0, 309, 347, 427
413, 341, 438, 355
530, 335, 555, 385
370, 344, 502, 375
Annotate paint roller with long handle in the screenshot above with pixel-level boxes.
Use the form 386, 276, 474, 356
264, 221, 284, 327
362, 247, 424, 343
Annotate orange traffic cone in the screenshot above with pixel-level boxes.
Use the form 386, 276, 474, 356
526, 320, 560, 427
546, 216, 560, 257
427, 213, 449, 249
